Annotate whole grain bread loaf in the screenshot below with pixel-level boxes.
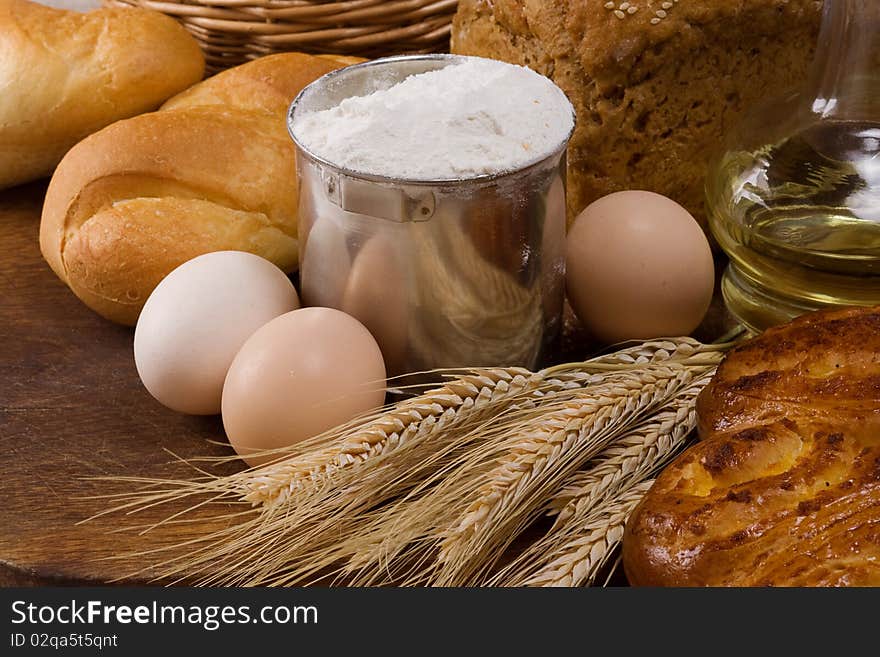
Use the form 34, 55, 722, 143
452, 0, 822, 229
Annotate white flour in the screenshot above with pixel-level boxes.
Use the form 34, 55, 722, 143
292, 58, 574, 180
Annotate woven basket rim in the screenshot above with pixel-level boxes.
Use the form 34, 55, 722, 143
105, 0, 457, 73
119, 0, 457, 20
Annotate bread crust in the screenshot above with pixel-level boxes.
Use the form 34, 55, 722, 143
0, 0, 205, 189
452, 0, 822, 229
40, 53, 353, 325
623, 306, 880, 587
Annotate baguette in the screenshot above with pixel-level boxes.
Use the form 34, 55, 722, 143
0, 0, 204, 189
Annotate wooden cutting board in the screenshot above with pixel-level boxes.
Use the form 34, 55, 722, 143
0, 182, 245, 586
0, 181, 735, 586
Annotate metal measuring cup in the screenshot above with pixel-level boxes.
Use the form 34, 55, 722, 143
288, 54, 575, 377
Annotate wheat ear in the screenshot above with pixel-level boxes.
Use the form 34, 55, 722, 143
104, 368, 611, 586
338, 369, 662, 585
546, 372, 709, 530
95, 336, 738, 586
514, 481, 654, 587
240, 368, 546, 506
431, 364, 697, 586
342, 355, 724, 586
241, 337, 723, 507
491, 372, 712, 586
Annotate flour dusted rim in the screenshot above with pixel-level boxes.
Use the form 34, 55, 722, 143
286, 54, 576, 186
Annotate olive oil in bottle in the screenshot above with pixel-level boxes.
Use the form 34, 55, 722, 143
707, 0, 880, 331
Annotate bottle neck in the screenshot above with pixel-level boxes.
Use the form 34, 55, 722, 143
811, 0, 880, 120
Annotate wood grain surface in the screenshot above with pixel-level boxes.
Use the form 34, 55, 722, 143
0, 181, 734, 586
1, 181, 245, 586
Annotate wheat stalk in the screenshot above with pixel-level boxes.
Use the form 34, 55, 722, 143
545, 373, 708, 530
241, 368, 546, 507
508, 481, 654, 587
239, 336, 724, 508
337, 370, 663, 585
221, 369, 661, 586
343, 361, 714, 587
100, 367, 615, 586
490, 373, 711, 586
94, 335, 740, 586
430, 363, 698, 586
251, 344, 728, 586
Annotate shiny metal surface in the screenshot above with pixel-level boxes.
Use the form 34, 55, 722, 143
288, 55, 573, 376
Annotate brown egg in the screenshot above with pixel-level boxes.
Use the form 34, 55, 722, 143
541, 176, 567, 322
341, 234, 409, 377
221, 307, 387, 467
299, 217, 352, 309
566, 191, 714, 344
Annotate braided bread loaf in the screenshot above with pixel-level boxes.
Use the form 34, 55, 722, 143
624, 306, 880, 586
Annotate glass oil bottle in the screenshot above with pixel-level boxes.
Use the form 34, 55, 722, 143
707, 0, 880, 330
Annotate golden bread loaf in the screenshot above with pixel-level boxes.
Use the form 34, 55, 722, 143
0, 0, 204, 189
40, 53, 357, 326
624, 306, 880, 586
451, 0, 821, 229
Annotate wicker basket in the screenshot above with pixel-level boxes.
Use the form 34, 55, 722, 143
107, 0, 458, 73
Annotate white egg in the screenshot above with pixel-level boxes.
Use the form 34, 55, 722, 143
134, 251, 300, 415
